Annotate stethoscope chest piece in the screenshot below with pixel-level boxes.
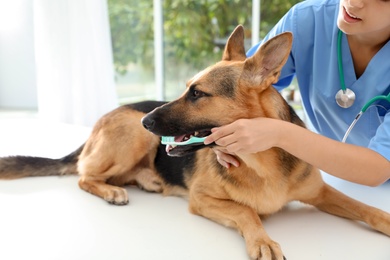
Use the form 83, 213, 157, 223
335, 88, 355, 108
336, 30, 356, 109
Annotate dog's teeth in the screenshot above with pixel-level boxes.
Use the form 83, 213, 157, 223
171, 145, 177, 148
194, 131, 199, 136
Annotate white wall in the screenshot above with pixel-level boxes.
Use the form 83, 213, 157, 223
0, 0, 37, 109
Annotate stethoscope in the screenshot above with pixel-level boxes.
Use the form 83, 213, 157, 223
335, 30, 390, 142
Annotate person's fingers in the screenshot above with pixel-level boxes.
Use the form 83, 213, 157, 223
205, 126, 238, 147
204, 127, 221, 145
204, 124, 236, 145
224, 142, 241, 154
214, 149, 240, 167
216, 154, 230, 168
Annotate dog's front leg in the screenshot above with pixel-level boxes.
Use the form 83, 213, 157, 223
189, 193, 284, 260
78, 175, 129, 205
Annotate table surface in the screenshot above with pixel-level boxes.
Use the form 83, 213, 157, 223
0, 118, 389, 260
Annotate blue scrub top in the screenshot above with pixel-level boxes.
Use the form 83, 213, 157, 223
247, 0, 390, 161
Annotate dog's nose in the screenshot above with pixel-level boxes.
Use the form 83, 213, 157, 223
141, 115, 155, 131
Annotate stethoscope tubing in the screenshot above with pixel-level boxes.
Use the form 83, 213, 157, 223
343, 94, 390, 143
337, 30, 347, 93
337, 30, 390, 142
342, 111, 363, 143
361, 94, 390, 113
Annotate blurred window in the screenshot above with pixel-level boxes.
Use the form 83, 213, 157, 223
107, 0, 301, 104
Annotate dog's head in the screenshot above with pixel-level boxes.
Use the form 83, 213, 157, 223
142, 25, 292, 156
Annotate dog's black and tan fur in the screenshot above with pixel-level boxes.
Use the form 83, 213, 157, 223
1, 26, 389, 259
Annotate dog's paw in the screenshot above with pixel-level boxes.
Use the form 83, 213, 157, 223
247, 238, 284, 260
104, 187, 129, 205
135, 169, 164, 193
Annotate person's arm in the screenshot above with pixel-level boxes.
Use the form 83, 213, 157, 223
204, 117, 390, 186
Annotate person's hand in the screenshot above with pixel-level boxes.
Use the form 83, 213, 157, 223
212, 147, 240, 168
204, 117, 281, 155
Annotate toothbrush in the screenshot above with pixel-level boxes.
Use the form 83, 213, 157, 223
161, 136, 206, 146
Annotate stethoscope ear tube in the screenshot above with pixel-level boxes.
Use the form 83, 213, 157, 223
342, 111, 363, 143
342, 92, 390, 143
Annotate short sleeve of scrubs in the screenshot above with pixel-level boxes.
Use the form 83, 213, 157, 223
369, 112, 390, 161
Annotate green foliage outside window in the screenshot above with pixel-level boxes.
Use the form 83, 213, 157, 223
108, 0, 301, 75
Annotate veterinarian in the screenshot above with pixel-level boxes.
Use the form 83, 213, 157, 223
204, 0, 390, 186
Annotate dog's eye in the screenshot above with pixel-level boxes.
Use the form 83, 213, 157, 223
187, 85, 208, 102
190, 88, 205, 99
193, 90, 201, 97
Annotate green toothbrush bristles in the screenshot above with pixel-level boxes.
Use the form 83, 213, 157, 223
161, 136, 175, 145
161, 136, 206, 146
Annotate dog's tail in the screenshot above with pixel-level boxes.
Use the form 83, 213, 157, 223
0, 144, 84, 179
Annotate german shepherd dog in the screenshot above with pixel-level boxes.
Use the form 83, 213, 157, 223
1, 26, 389, 259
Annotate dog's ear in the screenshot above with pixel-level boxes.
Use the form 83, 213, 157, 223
241, 32, 293, 89
222, 25, 247, 61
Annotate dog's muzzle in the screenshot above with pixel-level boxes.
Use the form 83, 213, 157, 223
141, 115, 155, 132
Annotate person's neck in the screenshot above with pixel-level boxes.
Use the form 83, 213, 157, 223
348, 29, 389, 51
346, 30, 390, 78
